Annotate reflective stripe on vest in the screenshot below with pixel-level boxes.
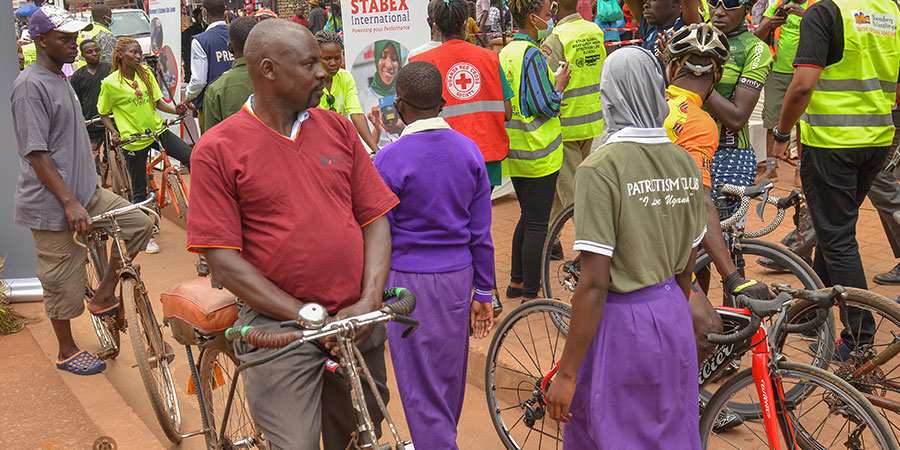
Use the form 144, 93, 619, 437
499, 40, 563, 178
411, 40, 510, 162
552, 18, 606, 141
799, 0, 900, 148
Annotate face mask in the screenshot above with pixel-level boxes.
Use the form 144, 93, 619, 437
106, 16, 114, 26
533, 14, 554, 41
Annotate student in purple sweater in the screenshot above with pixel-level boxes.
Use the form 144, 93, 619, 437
373, 61, 495, 449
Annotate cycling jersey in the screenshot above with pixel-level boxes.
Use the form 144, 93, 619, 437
711, 30, 772, 149
665, 85, 719, 188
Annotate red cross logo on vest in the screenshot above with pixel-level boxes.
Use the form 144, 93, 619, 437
446, 62, 482, 101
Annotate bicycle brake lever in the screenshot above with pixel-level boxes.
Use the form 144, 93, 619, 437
756, 189, 769, 221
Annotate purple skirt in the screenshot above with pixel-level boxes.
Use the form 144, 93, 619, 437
386, 266, 474, 450
563, 277, 700, 450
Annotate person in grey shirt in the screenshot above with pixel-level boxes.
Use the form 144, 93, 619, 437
11, 5, 153, 375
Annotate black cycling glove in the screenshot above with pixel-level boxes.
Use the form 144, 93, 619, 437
723, 271, 772, 300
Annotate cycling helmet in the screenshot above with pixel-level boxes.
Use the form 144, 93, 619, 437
665, 23, 730, 74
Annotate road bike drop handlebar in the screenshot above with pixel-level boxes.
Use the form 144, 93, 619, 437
116, 113, 190, 148
717, 179, 803, 237
706, 285, 848, 346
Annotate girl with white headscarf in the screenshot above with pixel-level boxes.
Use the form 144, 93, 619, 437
545, 46, 706, 448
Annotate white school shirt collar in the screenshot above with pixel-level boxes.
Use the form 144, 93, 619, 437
399, 117, 452, 138
603, 126, 671, 145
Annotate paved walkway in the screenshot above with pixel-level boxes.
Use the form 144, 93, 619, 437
3, 162, 898, 448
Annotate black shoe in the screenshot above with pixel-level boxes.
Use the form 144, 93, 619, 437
757, 257, 789, 272
506, 285, 524, 299
550, 242, 564, 261
713, 408, 744, 433
874, 262, 900, 285
492, 293, 503, 318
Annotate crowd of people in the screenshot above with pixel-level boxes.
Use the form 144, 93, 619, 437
10, 0, 900, 447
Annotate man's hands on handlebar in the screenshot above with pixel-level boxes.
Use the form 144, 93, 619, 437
325, 291, 382, 354
64, 197, 93, 236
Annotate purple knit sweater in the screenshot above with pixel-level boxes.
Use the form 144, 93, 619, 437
373, 127, 495, 302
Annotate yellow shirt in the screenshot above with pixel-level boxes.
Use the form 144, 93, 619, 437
97, 66, 164, 151
316, 68, 363, 117
664, 85, 719, 188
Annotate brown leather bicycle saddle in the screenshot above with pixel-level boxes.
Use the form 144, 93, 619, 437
160, 278, 238, 332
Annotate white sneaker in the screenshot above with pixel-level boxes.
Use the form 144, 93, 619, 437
145, 238, 160, 254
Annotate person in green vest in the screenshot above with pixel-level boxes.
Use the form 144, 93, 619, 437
501, 0, 570, 300
773, 0, 900, 360
542, 0, 606, 236
755, 0, 813, 183
77, 4, 116, 67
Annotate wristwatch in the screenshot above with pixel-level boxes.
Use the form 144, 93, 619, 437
773, 125, 792, 143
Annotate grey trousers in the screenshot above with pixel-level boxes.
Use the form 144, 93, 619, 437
233, 305, 389, 450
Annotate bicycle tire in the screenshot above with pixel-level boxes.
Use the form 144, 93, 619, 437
85, 241, 120, 360
122, 277, 183, 443
541, 204, 575, 302
485, 300, 569, 450
784, 287, 900, 443
198, 347, 268, 449
107, 147, 132, 202
165, 170, 188, 219
695, 240, 827, 418
699, 362, 898, 450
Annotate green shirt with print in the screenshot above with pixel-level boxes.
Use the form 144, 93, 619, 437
711, 30, 772, 149
764, 0, 810, 74
96, 66, 164, 151
574, 138, 706, 294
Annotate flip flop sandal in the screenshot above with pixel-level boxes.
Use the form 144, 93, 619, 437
89, 297, 121, 318
56, 350, 106, 375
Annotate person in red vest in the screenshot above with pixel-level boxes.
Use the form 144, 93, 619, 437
411, 0, 514, 316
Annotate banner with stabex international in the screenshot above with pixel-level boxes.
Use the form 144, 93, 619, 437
341, 0, 429, 144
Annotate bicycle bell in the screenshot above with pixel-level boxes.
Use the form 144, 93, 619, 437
298, 303, 328, 330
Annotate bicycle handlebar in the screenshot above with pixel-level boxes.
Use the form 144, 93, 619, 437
706, 285, 847, 345
116, 114, 189, 147
72, 195, 159, 248
225, 288, 418, 349
717, 179, 803, 238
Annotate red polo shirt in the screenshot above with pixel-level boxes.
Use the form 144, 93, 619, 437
186, 107, 398, 313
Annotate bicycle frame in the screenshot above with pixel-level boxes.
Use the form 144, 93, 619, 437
145, 141, 189, 217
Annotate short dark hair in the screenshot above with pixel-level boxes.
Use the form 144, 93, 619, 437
203, 0, 226, 17
79, 39, 98, 51
228, 17, 256, 53
396, 61, 443, 108
192, 7, 203, 20
428, 0, 468, 36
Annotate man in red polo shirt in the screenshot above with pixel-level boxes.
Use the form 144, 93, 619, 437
186, 19, 398, 450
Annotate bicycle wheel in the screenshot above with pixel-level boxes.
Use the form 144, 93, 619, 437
107, 147, 132, 201
122, 277, 183, 443
784, 288, 900, 443
198, 347, 268, 449
486, 300, 569, 450
165, 170, 188, 219
700, 362, 898, 450
541, 204, 576, 304
85, 241, 120, 360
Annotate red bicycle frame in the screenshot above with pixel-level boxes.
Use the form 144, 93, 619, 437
146, 149, 188, 217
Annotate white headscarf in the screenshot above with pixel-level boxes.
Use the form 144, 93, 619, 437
599, 46, 669, 134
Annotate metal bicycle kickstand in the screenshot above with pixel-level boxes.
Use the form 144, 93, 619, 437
335, 324, 413, 450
